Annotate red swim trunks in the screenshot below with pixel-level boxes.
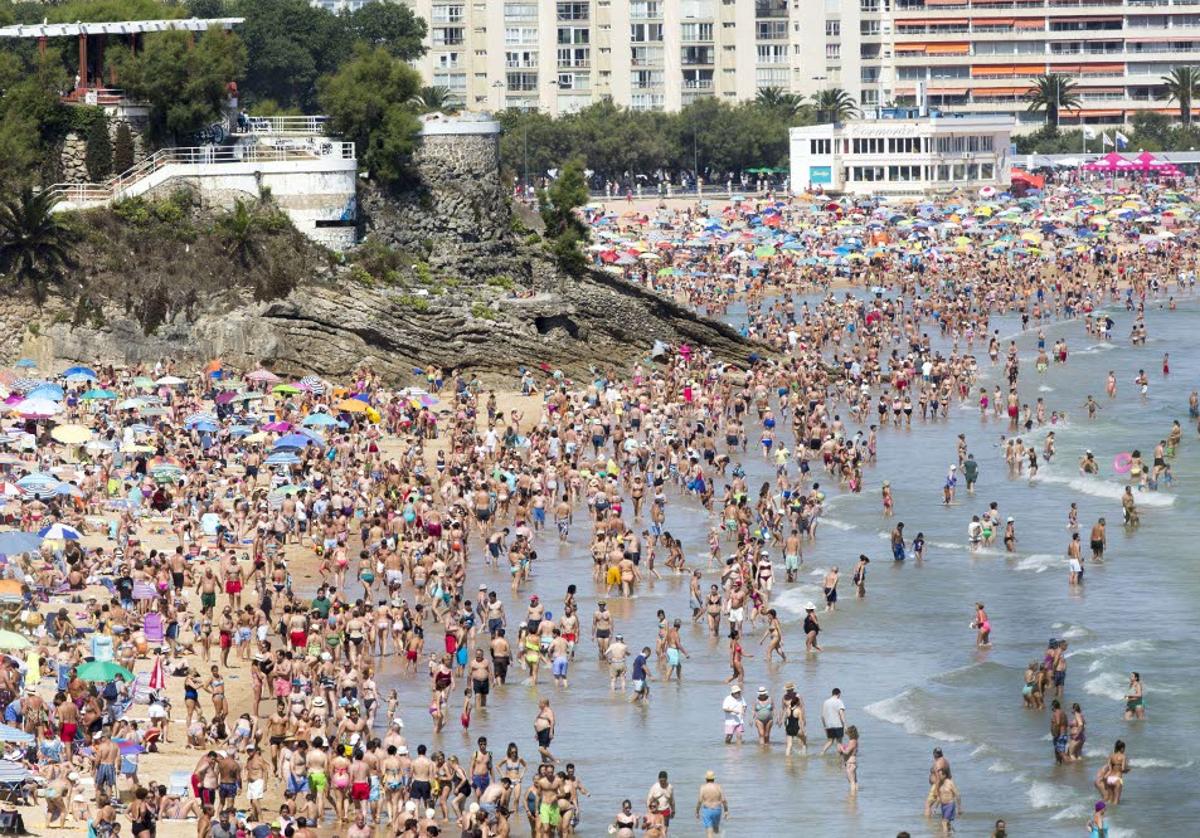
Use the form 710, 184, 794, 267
226, 580, 242, 594
351, 781, 370, 801
220, 630, 232, 649
290, 631, 307, 649
59, 722, 77, 743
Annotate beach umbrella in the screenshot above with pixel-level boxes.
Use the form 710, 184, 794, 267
213, 391, 238, 405
26, 384, 64, 401
81, 389, 116, 401
0, 631, 29, 651
336, 398, 369, 414
76, 661, 134, 682
301, 413, 339, 427
15, 473, 58, 494
12, 360, 35, 370
298, 375, 326, 394
273, 384, 300, 396
264, 451, 300, 466
131, 376, 154, 389
51, 424, 92, 444
117, 397, 148, 410
63, 366, 97, 380
184, 412, 218, 427
0, 531, 41, 554
155, 375, 186, 386
38, 522, 80, 541
242, 432, 269, 444
0, 724, 32, 744
274, 432, 320, 449
246, 369, 280, 383
13, 397, 61, 418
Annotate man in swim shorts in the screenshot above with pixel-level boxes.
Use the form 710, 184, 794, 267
695, 771, 728, 837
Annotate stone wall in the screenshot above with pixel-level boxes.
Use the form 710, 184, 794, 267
360, 116, 519, 281
57, 117, 149, 183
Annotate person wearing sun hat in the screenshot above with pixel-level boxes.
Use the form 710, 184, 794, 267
721, 685, 746, 745
694, 770, 728, 837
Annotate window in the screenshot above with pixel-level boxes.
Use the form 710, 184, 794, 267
630, 1, 662, 18
810, 138, 832, 155
861, 20, 880, 36
825, 20, 840, 37
557, 2, 589, 20
757, 44, 788, 64
504, 3, 537, 19
756, 20, 787, 39
630, 93, 665, 110
861, 89, 879, 106
505, 50, 538, 68
632, 45, 664, 65
682, 22, 715, 41
756, 67, 789, 86
558, 47, 590, 67
504, 27, 538, 45
433, 27, 464, 46
861, 67, 880, 83
826, 43, 841, 59
633, 70, 664, 89
436, 52, 462, 69
935, 135, 995, 153
557, 72, 590, 90
432, 71, 467, 93
682, 46, 715, 64
683, 68, 715, 88
681, 0, 715, 16
431, 4, 464, 24
506, 72, 539, 92
860, 0, 879, 11
631, 22, 664, 41
885, 137, 921, 154
557, 26, 590, 45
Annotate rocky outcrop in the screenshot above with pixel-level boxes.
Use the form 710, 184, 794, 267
33, 258, 750, 380
23, 115, 752, 381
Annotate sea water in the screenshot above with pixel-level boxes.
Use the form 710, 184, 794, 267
359, 295, 1200, 836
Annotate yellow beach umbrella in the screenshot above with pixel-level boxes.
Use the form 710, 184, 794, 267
336, 398, 369, 413
51, 424, 92, 444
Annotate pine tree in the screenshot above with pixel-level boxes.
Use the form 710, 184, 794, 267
84, 116, 113, 181
112, 122, 135, 174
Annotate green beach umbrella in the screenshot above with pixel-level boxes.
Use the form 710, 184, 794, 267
0, 630, 30, 650
76, 660, 134, 682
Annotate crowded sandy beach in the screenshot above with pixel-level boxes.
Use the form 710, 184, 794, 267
1, 176, 1197, 838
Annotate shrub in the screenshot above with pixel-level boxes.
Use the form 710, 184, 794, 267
398, 294, 429, 311
85, 115, 113, 181
471, 301, 498, 321
112, 123, 135, 174
486, 275, 515, 290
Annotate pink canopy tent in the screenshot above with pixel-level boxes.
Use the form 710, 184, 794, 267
1082, 152, 1135, 171
1082, 150, 1181, 176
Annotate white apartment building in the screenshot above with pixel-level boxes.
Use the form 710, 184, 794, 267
402, 0, 819, 114
393, 0, 1199, 128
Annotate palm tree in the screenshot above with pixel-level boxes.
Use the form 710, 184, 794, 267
0, 187, 76, 307
217, 199, 265, 268
1160, 66, 1200, 128
811, 88, 859, 124
1026, 74, 1081, 132
410, 85, 458, 114
755, 86, 805, 119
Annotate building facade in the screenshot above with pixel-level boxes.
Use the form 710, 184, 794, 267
818, 0, 1200, 132
789, 114, 1014, 194
402, 0, 819, 114
389, 0, 1198, 128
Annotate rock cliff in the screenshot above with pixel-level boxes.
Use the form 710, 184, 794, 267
20, 117, 750, 380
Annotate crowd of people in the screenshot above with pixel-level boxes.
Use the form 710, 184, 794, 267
0, 178, 1191, 837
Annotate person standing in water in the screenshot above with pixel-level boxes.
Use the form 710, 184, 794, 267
1124, 672, 1145, 720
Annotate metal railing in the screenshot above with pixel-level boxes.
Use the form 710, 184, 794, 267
232, 115, 330, 136
46, 141, 356, 206
62, 87, 127, 106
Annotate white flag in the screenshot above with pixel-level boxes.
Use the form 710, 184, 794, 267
1115, 131, 1130, 147
1101, 133, 1113, 148
1083, 126, 1097, 140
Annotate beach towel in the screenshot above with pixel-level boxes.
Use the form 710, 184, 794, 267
143, 612, 163, 644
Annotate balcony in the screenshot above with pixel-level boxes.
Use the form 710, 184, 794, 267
755, 0, 789, 17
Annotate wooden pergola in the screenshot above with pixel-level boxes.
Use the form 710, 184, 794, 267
0, 17, 243, 94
